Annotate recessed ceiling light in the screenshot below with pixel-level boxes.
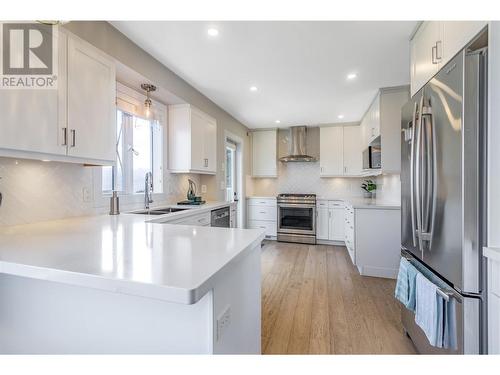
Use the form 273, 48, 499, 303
249, 86, 258, 92
275, 120, 281, 124
207, 28, 219, 37
347, 73, 357, 80
337, 115, 345, 119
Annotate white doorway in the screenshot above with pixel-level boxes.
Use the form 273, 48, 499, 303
224, 131, 244, 228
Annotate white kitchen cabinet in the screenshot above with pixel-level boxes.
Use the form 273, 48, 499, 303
344, 204, 355, 264
67, 34, 116, 162
247, 197, 277, 238
320, 125, 364, 177
316, 203, 330, 240
0, 32, 66, 158
366, 93, 381, 144
410, 21, 487, 96
0, 30, 116, 165
358, 86, 409, 174
441, 22, 487, 66
319, 126, 344, 176
316, 200, 344, 242
410, 21, 441, 97
354, 207, 401, 279
168, 104, 217, 175
251, 130, 277, 177
329, 204, 345, 241
342, 126, 363, 176
484, 247, 500, 354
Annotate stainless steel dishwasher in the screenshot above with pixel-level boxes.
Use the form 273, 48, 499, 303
211, 206, 230, 227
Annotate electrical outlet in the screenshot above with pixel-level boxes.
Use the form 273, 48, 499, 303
82, 187, 91, 202
220, 181, 225, 190
201, 185, 207, 193
216, 306, 231, 341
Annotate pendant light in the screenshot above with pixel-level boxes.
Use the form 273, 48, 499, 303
141, 83, 157, 118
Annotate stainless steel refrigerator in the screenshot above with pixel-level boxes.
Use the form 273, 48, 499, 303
400, 43, 488, 354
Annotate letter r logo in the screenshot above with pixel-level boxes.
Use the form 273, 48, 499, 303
2, 23, 53, 75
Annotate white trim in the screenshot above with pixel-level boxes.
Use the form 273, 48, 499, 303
93, 84, 168, 208
224, 129, 245, 229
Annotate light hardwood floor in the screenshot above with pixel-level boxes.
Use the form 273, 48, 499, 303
261, 241, 417, 354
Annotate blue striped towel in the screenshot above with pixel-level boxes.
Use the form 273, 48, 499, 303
394, 257, 419, 311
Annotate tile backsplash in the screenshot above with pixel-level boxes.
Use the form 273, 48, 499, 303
0, 157, 200, 226
248, 161, 400, 202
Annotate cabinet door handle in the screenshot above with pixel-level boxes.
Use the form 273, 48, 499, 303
435, 40, 442, 61
204, 158, 208, 167
62, 128, 68, 146
70, 129, 76, 147
432, 45, 438, 64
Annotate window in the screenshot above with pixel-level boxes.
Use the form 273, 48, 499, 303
102, 109, 163, 195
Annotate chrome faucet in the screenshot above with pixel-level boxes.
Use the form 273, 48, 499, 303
144, 172, 153, 210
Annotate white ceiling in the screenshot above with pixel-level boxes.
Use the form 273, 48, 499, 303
111, 21, 417, 129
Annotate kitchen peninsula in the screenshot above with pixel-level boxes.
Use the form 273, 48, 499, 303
0, 214, 265, 354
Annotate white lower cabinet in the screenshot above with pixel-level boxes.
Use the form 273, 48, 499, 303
316, 200, 345, 242
344, 204, 355, 264
484, 247, 500, 354
247, 198, 277, 238
353, 207, 401, 279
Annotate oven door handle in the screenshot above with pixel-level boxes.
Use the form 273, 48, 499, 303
278, 203, 316, 208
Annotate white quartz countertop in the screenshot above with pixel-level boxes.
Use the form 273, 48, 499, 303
317, 197, 400, 210
129, 201, 234, 223
0, 213, 265, 305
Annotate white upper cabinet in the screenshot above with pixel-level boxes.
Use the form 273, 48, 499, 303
358, 86, 409, 174
410, 21, 487, 96
320, 125, 363, 177
410, 21, 441, 96
320, 126, 344, 176
366, 93, 381, 144
251, 129, 277, 177
67, 35, 116, 162
0, 29, 117, 165
0, 31, 66, 157
168, 104, 217, 175
342, 126, 363, 176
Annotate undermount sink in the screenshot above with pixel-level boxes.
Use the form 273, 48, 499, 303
131, 208, 189, 215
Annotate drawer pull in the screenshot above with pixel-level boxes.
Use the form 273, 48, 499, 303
259, 211, 266, 214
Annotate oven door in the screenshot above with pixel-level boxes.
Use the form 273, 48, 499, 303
277, 204, 316, 235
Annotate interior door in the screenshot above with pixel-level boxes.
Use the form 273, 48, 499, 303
67, 35, 116, 161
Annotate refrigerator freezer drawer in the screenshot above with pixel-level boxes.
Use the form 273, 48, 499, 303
401, 294, 480, 354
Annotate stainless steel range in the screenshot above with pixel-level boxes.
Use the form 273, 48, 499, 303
277, 193, 316, 244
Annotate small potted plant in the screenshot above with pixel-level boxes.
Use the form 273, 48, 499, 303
361, 179, 377, 199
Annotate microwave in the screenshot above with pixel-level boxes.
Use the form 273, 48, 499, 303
363, 146, 381, 169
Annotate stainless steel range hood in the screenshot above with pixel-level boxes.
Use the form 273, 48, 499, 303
279, 126, 316, 162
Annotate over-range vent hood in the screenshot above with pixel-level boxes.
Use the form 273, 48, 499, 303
279, 126, 317, 162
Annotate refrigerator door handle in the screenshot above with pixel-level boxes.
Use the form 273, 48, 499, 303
420, 103, 435, 245
410, 102, 418, 247
415, 95, 424, 254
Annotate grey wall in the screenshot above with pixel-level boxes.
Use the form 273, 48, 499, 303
64, 21, 251, 202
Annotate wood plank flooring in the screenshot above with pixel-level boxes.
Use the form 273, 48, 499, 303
261, 241, 417, 354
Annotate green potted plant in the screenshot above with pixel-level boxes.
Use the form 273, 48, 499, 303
361, 179, 377, 199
